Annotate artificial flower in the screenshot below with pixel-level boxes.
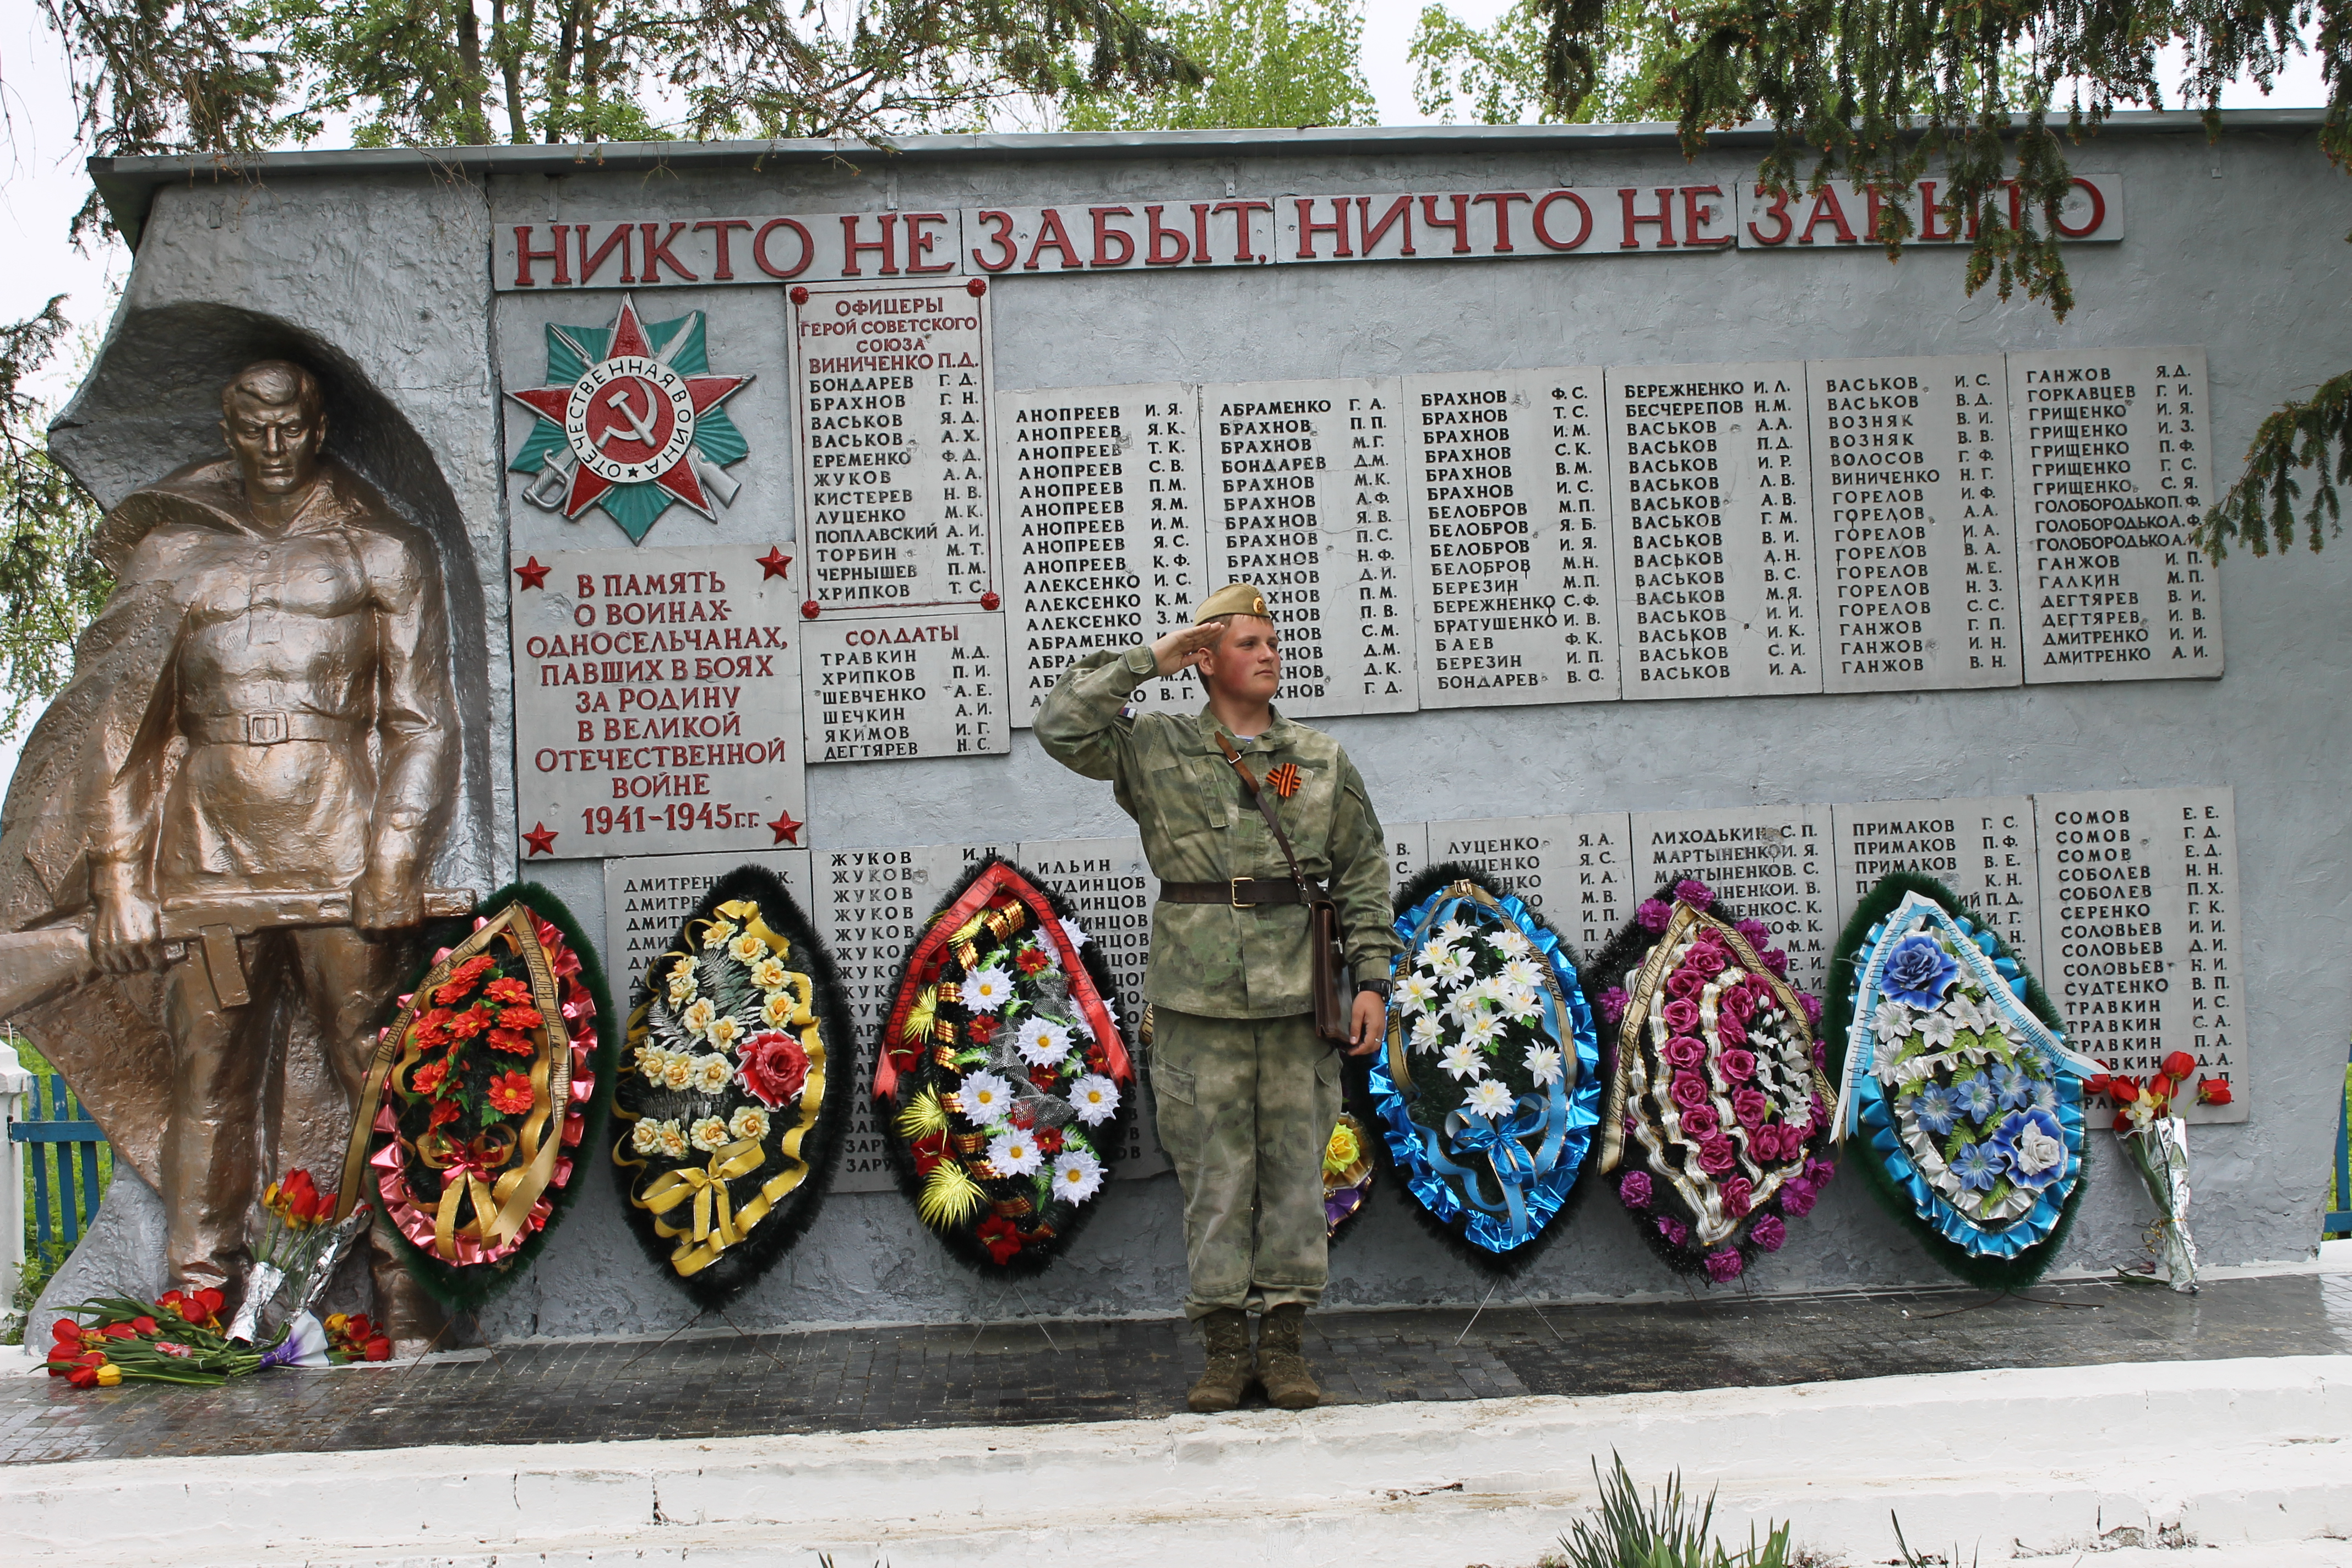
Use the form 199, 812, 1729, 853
1674, 878, 1715, 911
1523, 1043, 1564, 1087
1991, 1108, 2068, 1189
1991, 1063, 2035, 1110
690, 1116, 731, 1153
728, 932, 767, 965
1436, 917, 1477, 946
1464, 1079, 1517, 1119
429, 1099, 462, 1129
1426, 945, 1473, 986
701, 917, 738, 950
1660, 997, 1703, 1033
1950, 1140, 2005, 1191
1619, 1170, 1653, 1208
409, 1060, 449, 1097
1954, 1075, 1997, 1120
737, 1031, 811, 1108
1496, 983, 1543, 1024
1947, 990, 1989, 1034
1051, 1148, 1105, 1204
484, 977, 532, 1006
1488, 927, 1533, 961
1397, 972, 1441, 1015
666, 956, 699, 1002
1660, 1035, 1706, 1073
680, 998, 718, 1038
1598, 987, 1629, 1026
1718, 1048, 1757, 1083
1703, 1249, 1743, 1282
763, 991, 798, 1028
1760, 949, 1789, 977
1015, 1015, 1075, 1069
1796, 991, 1823, 1028
1714, 1011, 1749, 1049
487, 1027, 535, 1056
1014, 946, 1052, 976
960, 1070, 1014, 1124
630, 1119, 666, 1155
1779, 1176, 1818, 1216
1680, 941, 1728, 979
1439, 1039, 1485, 1082
750, 956, 790, 992
448, 1009, 489, 1041
1669, 1071, 1710, 1109
1498, 956, 1543, 991
1058, 917, 1091, 950
1918, 1008, 1961, 1052
660, 1054, 693, 1091
691, 1053, 734, 1093
1749, 1213, 1788, 1251
656, 1121, 690, 1159
1069, 1074, 1120, 1126
1681, 1104, 1721, 1139
497, 1004, 543, 1031
988, 1129, 1044, 1177
487, 1071, 535, 1115
1636, 898, 1674, 933
977, 1215, 1023, 1264
1721, 1175, 1755, 1217
1461, 1012, 1506, 1052
1696, 1135, 1738, 1175
1409, 1013, 1445, 1054
1730, 1087, 1770, 1129
964, 965, 1015, 1013
1880, 933, 1958, 1009
1734, 918, 1771, 948
1323, 1123, 1362, 1176
1657, 1213, 1690, 1246
1871, 999, 1915, 1047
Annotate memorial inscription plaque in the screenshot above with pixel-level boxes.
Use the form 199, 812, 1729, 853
1607, 363, 1822, 699
997, 382, 1207, 725
1403, 368, 1621, 706
1015, 836, 1170, 1179
1425, 811, 1637, 953
1810, 355, 2022, 693
788, 280, 997, 615
2009, 347, 2219, 682
1632, 802, 1835, 992
1830, 796, 2043, 973
509, 545, 806, 859
818, 841, 1011, 1191
1387, 822, 1432, 889
2032, 786, 2242, 1122
799, 609, 1010, 760
1200, 376, 1417, 718
601, 850, 815, 1003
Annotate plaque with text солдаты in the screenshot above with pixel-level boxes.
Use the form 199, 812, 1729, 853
1609, 364, 1821, 699
601, 850, 815, 1005
819, 841, 1012, 1191
1403, 369, 1621, 706
1425, 812, 1637, 955
799, 609, 1010, 761
1015, 835, 1170, 1179
2009, 347, 2220, 682
997, 383, 1207, 725
2032, 786, 2242, 1123
1810, 355, 2022, 693
1201, 377, 1417, 719
1830, 797, 2043, 975
1632, 802, 1834, 994
510, 545, 805, 861
790, 280, 996, 615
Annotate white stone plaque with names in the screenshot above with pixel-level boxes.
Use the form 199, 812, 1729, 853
1423, 812, 1637, 956
1608, 363, 1821, 699
600, 850, 816, 1006
1631, 802, 1836, 994
2008, 347, 2220, 682
800, 609, 1010, 761
788, 280, 996, 615
2032, 787, 2243, 1123
1402, 368, 1621, 706
1200, 377, 1417, 718
509, 545, 806, 861
1017, 836, 1170, 1179
818, 841, 1013, 1191
1829, 797, 2043, 976
1810, 355, 2023, 693
1387, 821, 1431, 890
995, 383, 1208, 725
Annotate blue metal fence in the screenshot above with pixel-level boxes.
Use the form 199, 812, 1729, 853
12, 1073, 106, 1248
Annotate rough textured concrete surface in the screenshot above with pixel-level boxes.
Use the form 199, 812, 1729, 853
36, 121, 2350, 1342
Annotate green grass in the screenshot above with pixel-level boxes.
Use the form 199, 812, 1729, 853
1552, 1453, 1796, 1568
2330, 1055, 2352, 1240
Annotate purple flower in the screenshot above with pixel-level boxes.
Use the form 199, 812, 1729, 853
1750, 1213, 1788, 1251
1719, 1048, 1757, 1084
1662, 1035, 1706, 1071
1681, 1104, 1721, 1139
1778, 1177, 1817, 1216
1761, 948, 1789, 977
1811, 1039, 1828, 1071
1619, 1170, 1654, 1210
1721, 1175, 1755, 1217
1704, 1248, 1744, 1282
1752, 1124, 1787, 1162
1805, 1156, 1837, 1188
1735, 918, 1771, 948
1660, 997, 1702, 1033
1599, 987, 1629, 1026
1657, 1213, 1690, 1247
1717, 985, 1757, 1025
1798, 991, 1823, 1027
1674, 879, 1716, 911
1637, 899, 1674, 934
1716, 1012, 1749, 1048
1666, 967, 1706, 1000
1670, 1070, 1711, 1109
1696, 1135, 1737, 1175
1731, 1087, 1770, 1129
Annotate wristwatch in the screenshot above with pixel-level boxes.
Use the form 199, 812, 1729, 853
1356, 978, 1392, 999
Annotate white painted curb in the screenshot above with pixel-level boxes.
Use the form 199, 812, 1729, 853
4, 1354, 2349, 1566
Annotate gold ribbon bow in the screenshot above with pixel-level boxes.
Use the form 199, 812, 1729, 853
640, 1136, 769, 1257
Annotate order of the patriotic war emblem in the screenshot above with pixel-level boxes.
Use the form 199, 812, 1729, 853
507, 293, 752, 544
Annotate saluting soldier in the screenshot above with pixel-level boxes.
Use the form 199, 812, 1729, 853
1036, 582, 1396, 1412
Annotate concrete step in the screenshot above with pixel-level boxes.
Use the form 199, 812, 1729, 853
7, 1354, 2349, 1566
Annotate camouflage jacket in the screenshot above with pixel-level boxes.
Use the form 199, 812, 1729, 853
1035, 644, 1398, 1020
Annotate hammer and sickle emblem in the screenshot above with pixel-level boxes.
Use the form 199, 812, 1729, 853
595, 383, 665, 451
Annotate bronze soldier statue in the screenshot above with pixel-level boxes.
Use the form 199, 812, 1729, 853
0, 361, 459, 1344
1036, 582, 1396, 1411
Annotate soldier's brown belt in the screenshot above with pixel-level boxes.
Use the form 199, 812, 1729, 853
1159, 878, 1305, 907
183, 711, 363, 746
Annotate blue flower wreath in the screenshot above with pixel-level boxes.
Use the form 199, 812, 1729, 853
1369, 872, 1602, 1257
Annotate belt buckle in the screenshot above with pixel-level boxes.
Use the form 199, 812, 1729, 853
1229, 876, 1250, 908
245, 712, 287, 745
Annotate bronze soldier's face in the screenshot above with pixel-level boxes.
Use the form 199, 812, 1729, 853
1201, 614, 1281, 704
222, 395, 325, 498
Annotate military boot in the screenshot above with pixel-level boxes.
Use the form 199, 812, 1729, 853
1187, 1308, 1254, 1413
1255, 1303, 1321, 1409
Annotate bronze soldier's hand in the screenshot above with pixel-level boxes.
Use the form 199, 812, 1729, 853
1344, 990, 1386, 1057
89, 872, 162, 975
350, 869, 423, 932
1150, 622, 1226, 677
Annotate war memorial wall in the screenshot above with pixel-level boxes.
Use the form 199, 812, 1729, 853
44, 115, 2339, 1338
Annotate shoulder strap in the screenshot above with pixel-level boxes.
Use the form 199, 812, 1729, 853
1212, 731, 1326, 900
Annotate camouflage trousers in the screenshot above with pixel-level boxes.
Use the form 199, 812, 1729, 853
1150, 1008, 1342, 1321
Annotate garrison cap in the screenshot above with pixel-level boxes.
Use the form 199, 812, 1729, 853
1193, 582, 1271, 622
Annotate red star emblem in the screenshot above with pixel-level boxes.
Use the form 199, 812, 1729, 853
522, 821, 559, 857
514, 556, 551, 591
505, 293, 750, 524
765, 808, 803, 846
756, 546, 793, 581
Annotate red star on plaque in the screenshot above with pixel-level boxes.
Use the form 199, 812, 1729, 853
766, 808, 804, 846
756, 546, 793, 581
513, 556, 552, 591
1265, 763, 1303, 800
505, 293, 751, 529
522, 821, 559, 857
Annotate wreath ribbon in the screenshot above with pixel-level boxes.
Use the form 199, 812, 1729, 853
641, 1136, 767, 1251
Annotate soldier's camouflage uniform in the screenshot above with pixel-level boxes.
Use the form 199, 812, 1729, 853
1036, 643, 1396, 1319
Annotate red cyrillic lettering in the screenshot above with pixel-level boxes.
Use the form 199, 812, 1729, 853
513, 224, 570, 287
693, 219, 752, 280
1618, 188, 1676, 249
754, 218, 813, 277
